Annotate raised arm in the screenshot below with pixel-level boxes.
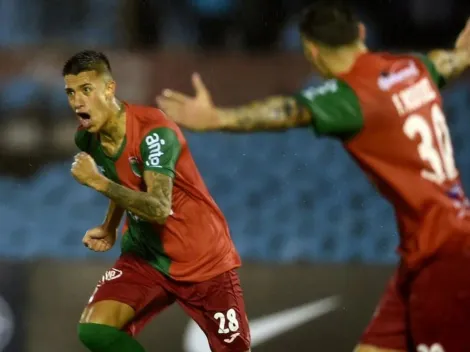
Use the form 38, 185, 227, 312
215, 96, 312, 131
427, 49, 469, 83
156, 74, 312, 132
426, 19, 470, 83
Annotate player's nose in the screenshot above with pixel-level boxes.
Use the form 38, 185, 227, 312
73, 94, 87, 108
74, 102, 87, 112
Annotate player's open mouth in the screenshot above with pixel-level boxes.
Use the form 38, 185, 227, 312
77, 112, 91, 120
77, 112, 92, 128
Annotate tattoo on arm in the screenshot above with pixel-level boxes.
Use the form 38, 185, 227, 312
217, 96, 312, 131
99, 172, 172, 224
429, 49, 469, 81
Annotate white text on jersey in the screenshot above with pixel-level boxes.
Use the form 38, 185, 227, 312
392, 78, 437, 116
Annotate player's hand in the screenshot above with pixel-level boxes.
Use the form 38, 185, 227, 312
71, 152, 102, 187
156, 73, 220, 131
83, 225, 117, 252
455, 18, 470, 52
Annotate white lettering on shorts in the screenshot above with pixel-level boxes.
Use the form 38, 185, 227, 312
88, 268, 123, 304
102, 268, 123, 282
214, 308, 241, 343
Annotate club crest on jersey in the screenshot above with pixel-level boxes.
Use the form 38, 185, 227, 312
128, 157, 142, 178
145, 132, 165, 168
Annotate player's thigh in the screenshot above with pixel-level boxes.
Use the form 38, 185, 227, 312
358, 271, 408, 352
409, 253, 470, 352
80, 253, 175, 335
177, 269, 250, 352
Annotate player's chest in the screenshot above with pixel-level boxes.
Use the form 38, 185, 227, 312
89, 144, 145, 190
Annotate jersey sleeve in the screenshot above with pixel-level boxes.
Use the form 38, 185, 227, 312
74, 127, 92, 152
412, 53, 446, 89
139, 127, 181, 178
293, 79, 364, 140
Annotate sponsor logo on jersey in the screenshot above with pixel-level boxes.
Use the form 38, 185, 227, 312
145, 132, 166, 168
378, 60, 419, 91
128, 157, 142, 177
302, 79, 338, 100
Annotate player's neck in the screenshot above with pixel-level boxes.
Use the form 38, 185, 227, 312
99, 100, 126, 147
325, 42, 368, 76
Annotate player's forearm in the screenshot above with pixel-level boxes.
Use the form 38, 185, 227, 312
428, 49, 469, 81
215, 96, 310, 131
93, 177, 171, 224
102, 201, 125, 230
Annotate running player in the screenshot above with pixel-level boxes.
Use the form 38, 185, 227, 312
157, 2, 470, 351
65, 50, 251, 352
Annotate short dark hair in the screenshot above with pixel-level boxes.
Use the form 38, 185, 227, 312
62, 50, 112, 77
299, 1, 359, 47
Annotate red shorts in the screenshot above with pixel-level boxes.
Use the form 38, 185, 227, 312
361, 252, 470, 352
359, 272, 409, 351
87, 253, 250, 352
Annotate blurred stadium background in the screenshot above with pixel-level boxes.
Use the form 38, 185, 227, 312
0, 0, 469, 351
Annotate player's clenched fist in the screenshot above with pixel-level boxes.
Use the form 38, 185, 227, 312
71, 152, 101, 187
83, 225, 117, 252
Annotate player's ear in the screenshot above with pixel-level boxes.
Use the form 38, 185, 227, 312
105, 80, 116, 100
358, 22, 366, 42
302, 37, 318, 60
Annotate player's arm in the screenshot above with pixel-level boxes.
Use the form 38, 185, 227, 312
101, 201, 125, 231
158, 75, 361, 137
95, 172, 172, 224
215, 96, 312, 131
157, 74, 312, 132
74, 128, 126, 226
426, 19, 470, 83
426, 49, 469, 83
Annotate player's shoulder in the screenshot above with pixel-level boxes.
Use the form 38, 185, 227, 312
126, 103, 185, 149
296, 78, 357, 109
127, 103, 182, 133
298, 78, 352, 99
366, 51, 432, 73
370, 51, 442, 90
127, 103, 171, 125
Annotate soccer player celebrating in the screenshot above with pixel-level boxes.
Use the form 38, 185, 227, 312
157, 2, 470, 351
65, 50, 251, 352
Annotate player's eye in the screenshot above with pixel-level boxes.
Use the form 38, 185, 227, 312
66, 90, 74, 97
83, 86, 92, 94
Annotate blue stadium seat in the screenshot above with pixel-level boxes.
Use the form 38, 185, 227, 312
0, 79, 41, 112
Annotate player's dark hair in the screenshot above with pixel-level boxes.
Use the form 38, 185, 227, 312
62, 50, 112, 77
299, 0, 360, 47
